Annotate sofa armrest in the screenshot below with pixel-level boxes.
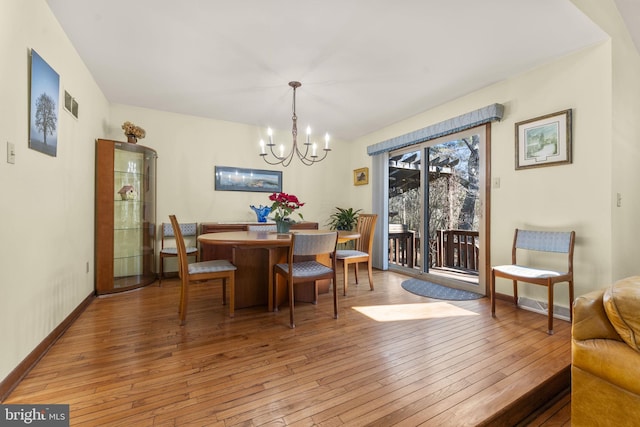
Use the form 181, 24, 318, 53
572, 289, 622, 341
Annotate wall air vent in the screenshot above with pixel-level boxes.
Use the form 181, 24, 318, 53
64, 90, 79, 119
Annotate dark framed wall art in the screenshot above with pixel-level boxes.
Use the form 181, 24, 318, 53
515, 109, 572, 170
215, 166, 282, 193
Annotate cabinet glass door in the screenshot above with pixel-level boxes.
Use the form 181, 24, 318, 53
113, 149, 144, 283
111, 144, 156, 289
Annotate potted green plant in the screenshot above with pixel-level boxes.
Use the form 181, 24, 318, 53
327, 207, 362, 231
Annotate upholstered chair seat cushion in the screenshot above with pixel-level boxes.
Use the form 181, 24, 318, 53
275, 261, 333, 278
492, 264, 564, 279
336, 249, 368, 259
603, 276, 640, 351
188, 259, 236, 275
161, 247, 197, 255
573, 338, 640, 395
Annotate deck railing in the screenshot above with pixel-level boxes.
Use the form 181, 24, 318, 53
433, 229, 479, 271
389, 228, 479, 274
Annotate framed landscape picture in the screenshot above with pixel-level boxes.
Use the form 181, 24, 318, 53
215, 166, 282, 193
29, 49, 60, 157
354, 167, 369, 186
515, 109, 572, 170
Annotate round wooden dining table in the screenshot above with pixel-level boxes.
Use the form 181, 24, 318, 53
198, 230, 360, 311
198, 229, 359, 246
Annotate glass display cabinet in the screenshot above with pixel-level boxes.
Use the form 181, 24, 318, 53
95, 138, 157, 294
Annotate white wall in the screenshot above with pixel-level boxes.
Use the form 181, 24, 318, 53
576, 0, 640, 279
350, 42, 614, 304
105, 104, 353, 231
0, 0, 110, 382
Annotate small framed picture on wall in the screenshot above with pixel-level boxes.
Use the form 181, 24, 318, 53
354, 167, 369, 186
515, 109, 572, 170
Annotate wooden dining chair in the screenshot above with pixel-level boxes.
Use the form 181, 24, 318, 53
169, 215, 237, 324
491, 228, 575, 334
159, 221, 198, 283
247, 224, 277, 232
273, 231, 338, 328
335, 214, 377, 295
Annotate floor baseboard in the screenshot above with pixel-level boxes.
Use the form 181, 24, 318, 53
0, 291, 95, 402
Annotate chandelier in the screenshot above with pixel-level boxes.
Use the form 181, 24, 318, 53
259, 81, 331, 166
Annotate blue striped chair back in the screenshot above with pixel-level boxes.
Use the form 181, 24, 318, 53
515, 230, 573, 253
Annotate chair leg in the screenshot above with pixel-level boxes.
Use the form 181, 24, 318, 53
342, 260, 349, 296
547, 282, 554, 335
159, 255, 165, 284
490, 269, 496, 318
289, 277, 295, 328
569, 279, 574, 322
313, 280, 319, 305
367, 261, 374, 291
354, 263, 359, 284
332, 277, 338, 319
179, 279, 188, 326
512, 280, 519, 307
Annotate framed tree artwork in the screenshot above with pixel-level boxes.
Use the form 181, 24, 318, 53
515, 109, 572, 170
29, 49, 60, 157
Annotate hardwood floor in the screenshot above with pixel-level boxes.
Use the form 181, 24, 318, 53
521, 390, 571, 426
4, 269, 572, 426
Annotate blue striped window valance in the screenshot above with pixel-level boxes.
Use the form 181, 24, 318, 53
367, 103, 504, 156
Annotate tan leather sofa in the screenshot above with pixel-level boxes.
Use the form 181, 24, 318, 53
572, 276, 640, 426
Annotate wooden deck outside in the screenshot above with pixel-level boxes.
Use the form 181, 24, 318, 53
389, 229, 480, 277
4, 269, 571, 426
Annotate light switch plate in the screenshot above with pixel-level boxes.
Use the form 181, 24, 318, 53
7, 141, 15, 164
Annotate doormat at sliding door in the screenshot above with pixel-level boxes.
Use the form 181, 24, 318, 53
401, 278, 483, 301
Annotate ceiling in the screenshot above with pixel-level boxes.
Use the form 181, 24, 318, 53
46, 0, 613, 141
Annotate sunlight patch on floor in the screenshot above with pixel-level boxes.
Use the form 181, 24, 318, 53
352, 302, 479, 322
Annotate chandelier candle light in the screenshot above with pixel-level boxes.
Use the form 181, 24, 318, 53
259, 81, 331, 167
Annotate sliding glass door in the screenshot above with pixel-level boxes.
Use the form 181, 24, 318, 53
388, 148, 423, 271
387, 126, 488, 294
